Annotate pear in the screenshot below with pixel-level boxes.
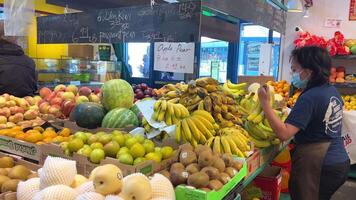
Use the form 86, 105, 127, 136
8, 165, 31, 180
0, 156, 14, 168
119, 173, 152, 200
70, 174, 88, 188
93, 164, 123, 195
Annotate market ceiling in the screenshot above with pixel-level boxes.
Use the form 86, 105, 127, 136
46, 0, 169, 11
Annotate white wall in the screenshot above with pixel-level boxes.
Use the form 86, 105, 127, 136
280, 0, 356, 81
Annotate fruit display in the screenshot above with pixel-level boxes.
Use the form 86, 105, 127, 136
342, 95, 356, 110
239, 84, 287, 148
345, 74, 356, 83
101, 108, 139, 129
160, 143, 243, 192
222, 80, 246, 98
14, 156, 175, 200
101, 79, 134, 111
38, 85, 100, 118
346, 39, 356, 55
267, 80, 290, 99
0, 156, 37, 195
60, 130, 175, 165
153, 99, 190, 126
0, 94, 43, 129
329, 66, 345, 83
0, 126, 71, 145
132, 83, 156, 102
287, 90, 302, 107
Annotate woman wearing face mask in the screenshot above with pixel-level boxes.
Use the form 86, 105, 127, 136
258, 46, 349, 200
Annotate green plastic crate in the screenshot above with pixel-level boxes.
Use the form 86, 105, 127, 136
175, 161, 247, 200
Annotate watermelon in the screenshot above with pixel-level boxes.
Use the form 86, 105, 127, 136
102, 108, 139, 128
72, 102, 105, 129
130, 104, 143, 126
101, 79, 134, 111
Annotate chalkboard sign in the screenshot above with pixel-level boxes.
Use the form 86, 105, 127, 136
37, 1, 201, 44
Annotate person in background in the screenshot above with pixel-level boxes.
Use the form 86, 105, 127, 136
258, 46, 349, 200
0, 21, 37, 97
142, 54, 149, 78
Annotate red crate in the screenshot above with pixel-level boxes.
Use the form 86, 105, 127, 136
254, 166, 282, 200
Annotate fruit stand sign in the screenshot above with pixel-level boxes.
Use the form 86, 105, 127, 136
0, 135, 41, 161
350, 0, 356, 20
154, 42, 195, 74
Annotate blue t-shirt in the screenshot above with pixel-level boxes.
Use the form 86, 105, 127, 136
286, 84, 349, 165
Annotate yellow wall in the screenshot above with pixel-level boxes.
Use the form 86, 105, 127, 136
0, 0, 68, 59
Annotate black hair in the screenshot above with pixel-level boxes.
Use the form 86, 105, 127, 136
290, 46, 331, 89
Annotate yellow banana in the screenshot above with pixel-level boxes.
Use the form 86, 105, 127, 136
190, 116, 214, 139
144, 123, 151, 133
228, 133, 248, 152
199, 133, 207, 144
206, 137, 214, 148
257, 122, 273, 133
181, 119, 192, 141
165, 112, 172, 125
191, 137, 198, 148
186, 117, 202, 141
165, 84, 177, 91
175, 121, 181, 143
250, 136, 271, 148
166, 91, 178, 98
221, 136, 232, 154
173, 104, 182, 118
177, 104, 189, 118
168, 98, 180, 103
193, 115, 214, 130
252, 111, 264, 124
193, 110, 215, 124
171, 115, 179, 125
157, 107, 166, 122
161, 100, 167, 111
227, 80, 247, 90
227, 135, 245, 157
154, 100, 162, 111
213, 136, 221, 154
213, 123, 220, 131
167, 102, 175, 116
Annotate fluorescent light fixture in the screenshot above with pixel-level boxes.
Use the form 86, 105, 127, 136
287, 0, 303, 12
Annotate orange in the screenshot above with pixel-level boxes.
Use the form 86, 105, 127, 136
11, 126, 23, 131
24, 132, 43, 143
15, 133, 26, 140
59, 128, 71, 137
42, 130, 57, 139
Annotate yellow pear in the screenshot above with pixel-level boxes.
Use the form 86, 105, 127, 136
93, 164, 123, 195
0, 156, 14, 168
119, 173, 152, 200
8, 165, 31, 180
71, 174, 88, 188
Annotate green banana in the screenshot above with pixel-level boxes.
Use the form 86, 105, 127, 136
250, 136, 271, 148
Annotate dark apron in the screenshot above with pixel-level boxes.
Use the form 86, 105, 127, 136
289, 141, 331, 200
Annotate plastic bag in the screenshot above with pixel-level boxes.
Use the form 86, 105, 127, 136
4, 0, 34, 36
342, 110, 356, 164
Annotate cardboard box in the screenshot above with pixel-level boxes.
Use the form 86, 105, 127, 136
246, 149, 261, 177
0, 135, 41, 161
254, 166, 282, 200
0, 152, 41, 171
40, 143, 179, 177
51, 120, 135, 133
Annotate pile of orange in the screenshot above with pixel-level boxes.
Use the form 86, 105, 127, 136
267, 80, 290, 99
287, 90, 302, 107
0, 126, 71, 145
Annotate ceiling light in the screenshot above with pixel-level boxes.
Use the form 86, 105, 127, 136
287, 0, 303, 12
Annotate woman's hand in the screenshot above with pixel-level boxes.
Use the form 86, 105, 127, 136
258, 85, 270, 108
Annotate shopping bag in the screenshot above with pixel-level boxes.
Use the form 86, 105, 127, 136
342, 110, 356, 164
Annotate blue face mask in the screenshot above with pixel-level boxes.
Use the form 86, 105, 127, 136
291, 71, 309, 89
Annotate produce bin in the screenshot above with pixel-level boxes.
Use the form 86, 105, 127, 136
253, 165, 282, 200
175, 161, 247, 200
0, 135, 41, 161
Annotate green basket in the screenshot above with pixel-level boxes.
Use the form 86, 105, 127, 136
175, 161, 247, 200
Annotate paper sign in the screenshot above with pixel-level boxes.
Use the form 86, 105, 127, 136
324, 18, 342, 28
136, 100, 166, 129
154, 42, 195, 73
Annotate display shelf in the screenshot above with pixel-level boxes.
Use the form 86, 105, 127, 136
332, 55, 356, 60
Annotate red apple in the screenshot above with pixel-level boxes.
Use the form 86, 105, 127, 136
66, 85, 79, 95
39, 87, 52, 99
50, 97, 63, 106
54, 84, 66, 92
135, 92, 144, 99
24, 96, 35, 106
56, 91, 64, 98
94, 88, 101, 95
61, 100, 76, 117
79, 87, 92, 97
44, 92, 57, 102
62, 92, 75, 101
24, 109, 39, 120
39, 102, 50, 114
49, 105, 61, 117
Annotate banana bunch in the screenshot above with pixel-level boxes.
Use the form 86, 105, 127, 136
142, 117, 153, 133
222, 80, 247, 98
156, 83, 188, 98
206, 126, 251, 158
153, 99, 190, 126
175, 110, 219, 147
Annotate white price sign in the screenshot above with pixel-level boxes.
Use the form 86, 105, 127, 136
154, 42, 194, 73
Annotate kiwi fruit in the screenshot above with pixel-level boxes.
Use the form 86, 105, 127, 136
0, 157, 14, 168
170, 162, 185, 173
27, 172, 39, 179
201, 167, 220, 180
208, 179, 223, 191
225, 167, 237, 177
0, 175, 11, 188
180, 143, 194, 152
186, 163, 200, 175
221, 154, 234, 167
199, 188, 211, 192
0, 168, 8, 176
194, 145, 212, 155
170, 168, 189, 186
1, 179, 20, 193
187, 172, 209, 188
232, 160, 243, 171
198, 150, 214, 168
8, 165, 31, 180
212, 158, 226, 172
179, 150, 197, 166
218, 172, 231, 184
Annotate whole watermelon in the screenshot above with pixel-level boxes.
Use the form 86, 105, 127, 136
101, 79, 134, 111
102, 108, 139, 128
130, 104, 143, 126
72, 102, 106, 129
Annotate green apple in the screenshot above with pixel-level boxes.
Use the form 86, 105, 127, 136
96, 131, 107, 137
125, 138, 138, 149
60, 142, 69, 151
124, 134, 132, 140
112, 134, 125, 147
104, 141, 120, 158
130, 143, 145, 159
68, 138, 84, 152
161, 146, 173, 159
74, 132, 88, 143
117, 147, 130, 158
90, 149, 105, 164
98, 134, 112, 145
134, 135, 145, 143
85, 132, 93, 138
145, 152, 161, 163
87, 135, 99, 145
144, 139, 154, 146
111, 130, 123, 136
154, 147, 162, 160
118, 153, 134, 165
81, 147, 93, 157
133, 157, 146, 165
143, 142, 155, 154
90, 142, 104, 150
